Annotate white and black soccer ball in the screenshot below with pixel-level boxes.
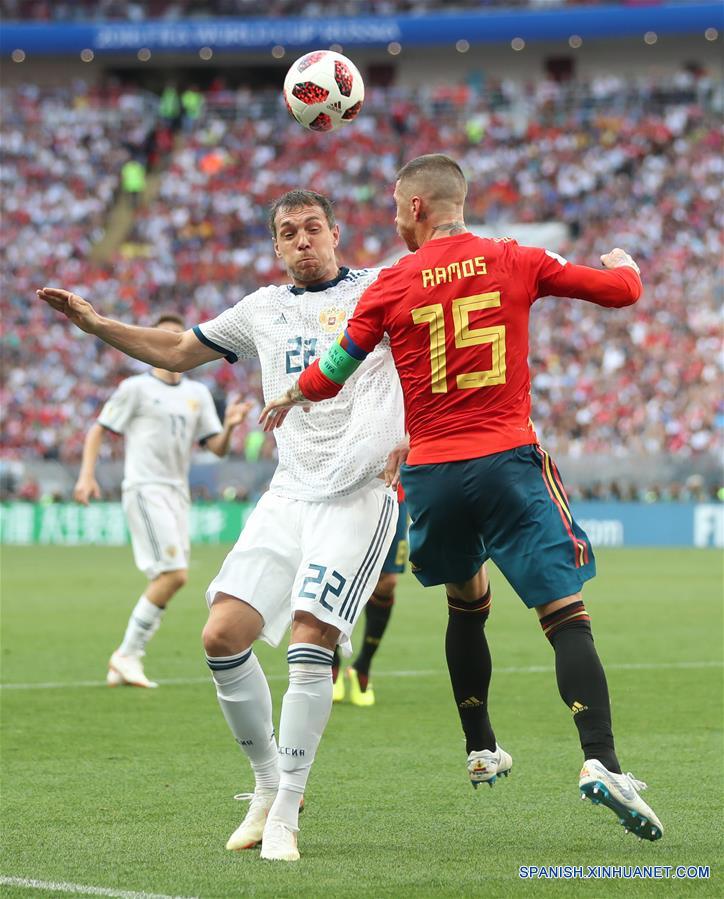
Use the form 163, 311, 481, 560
283, 50, 364, 133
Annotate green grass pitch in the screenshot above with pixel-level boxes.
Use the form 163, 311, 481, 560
1, 545, 722, 898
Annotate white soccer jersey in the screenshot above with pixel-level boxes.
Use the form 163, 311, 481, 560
97, 372, 222, 495
194, 267, 405, 501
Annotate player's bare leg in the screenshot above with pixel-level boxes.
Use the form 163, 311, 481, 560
108, 568, 188, 688
260, 610, 337, 862
445, 565, 512, 788
203, 595, 279, 850
331, 649, 345, 702
145, 569, 188, 608
537, 593, 662, 839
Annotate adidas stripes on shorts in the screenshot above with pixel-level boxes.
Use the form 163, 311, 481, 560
205, 481, 398, 652
122, 484, 190, 579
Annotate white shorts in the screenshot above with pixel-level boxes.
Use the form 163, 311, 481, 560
123, 485, 190, 580
206, 481, 398, 652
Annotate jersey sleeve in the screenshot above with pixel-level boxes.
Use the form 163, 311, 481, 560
344, 275, 389, 352
195, 386, 223, 444
97, 379, 138, 435
297, 276, 389, 401
519, 246, 642, 307
299, 358, 342, 400
193, 296, 257, 363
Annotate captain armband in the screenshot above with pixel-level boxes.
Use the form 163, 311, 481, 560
319, 331, 368, 385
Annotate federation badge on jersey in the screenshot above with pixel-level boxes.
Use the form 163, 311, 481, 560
186, 399, 200, 412
319, 306, 347, 333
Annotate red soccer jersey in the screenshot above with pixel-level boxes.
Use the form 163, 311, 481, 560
300, 233, 641, 464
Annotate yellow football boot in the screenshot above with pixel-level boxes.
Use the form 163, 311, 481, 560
347, 667, 375, 707
332, 671, 346, 703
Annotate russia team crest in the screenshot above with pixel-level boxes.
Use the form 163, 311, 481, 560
319, 306, 346, 333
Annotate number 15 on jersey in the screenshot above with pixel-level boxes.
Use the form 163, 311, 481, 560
411, 291, 507, 393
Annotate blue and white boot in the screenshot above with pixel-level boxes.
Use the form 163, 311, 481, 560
579, 759, 663, 841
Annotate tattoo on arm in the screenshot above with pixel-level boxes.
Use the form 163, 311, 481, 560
288, 381, 308, 404
431, 221, 466, 236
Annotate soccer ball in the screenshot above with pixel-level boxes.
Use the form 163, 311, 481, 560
283, 50, 364, 133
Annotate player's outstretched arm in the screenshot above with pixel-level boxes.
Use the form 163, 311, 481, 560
536, 247, 642, 307
36, 287, 221, 371
205, 399, 253, 456
74, 422, 104, 505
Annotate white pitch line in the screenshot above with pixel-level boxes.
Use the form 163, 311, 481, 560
0, 677, 212, 691
0, 875, 198, 899
0, 660, 721, 691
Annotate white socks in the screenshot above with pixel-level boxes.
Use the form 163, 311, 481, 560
118, 594, 163, 656
207, 649, 279, 792
208, 641, 335, 825
267, 644, 334, 830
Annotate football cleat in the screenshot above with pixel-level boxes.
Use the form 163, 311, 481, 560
107, 650, 158, 688
346, 667, 375, 707
579, 759, 663, 841
259, 818, 300, 862
106, 668, 123, 687
467, 744, 513, 789
226, 790, 277, 850
332, 671, 346, 703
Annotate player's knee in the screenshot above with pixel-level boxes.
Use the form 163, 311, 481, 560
291, 610, 339, 651
202, 619, 221, 655
201, 617, 246, 657
446, 564, 489, 603
446, 584, 492, 620
155, 568, 187, 595
538, 598, 591, 643
169, 568, 188, 591
371, 572, 396, 605
203, 596, 263, 656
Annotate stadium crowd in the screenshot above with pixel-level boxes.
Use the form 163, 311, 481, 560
1, 0, 627, 22
1, 71, 721, 493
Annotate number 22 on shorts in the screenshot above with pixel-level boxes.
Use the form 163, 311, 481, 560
298, 564, 347, 611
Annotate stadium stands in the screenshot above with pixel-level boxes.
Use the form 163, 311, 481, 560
1, 1, 639, 22
1, 71, 721, 493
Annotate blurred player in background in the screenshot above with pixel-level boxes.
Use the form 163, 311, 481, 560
37, 189, 404, 863
261, 154, 663, 842
332, 487, 408, 707
74, 313, 250, 688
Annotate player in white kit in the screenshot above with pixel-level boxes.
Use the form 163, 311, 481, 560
74, 314, 251, 689
37, 190, 405, 862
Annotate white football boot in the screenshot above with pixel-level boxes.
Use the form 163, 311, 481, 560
226, 791, 277, 850
107, 651, 158, 688
259, 818, 300, 862
579, 759, 663, 841
467, 744, 513, 788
